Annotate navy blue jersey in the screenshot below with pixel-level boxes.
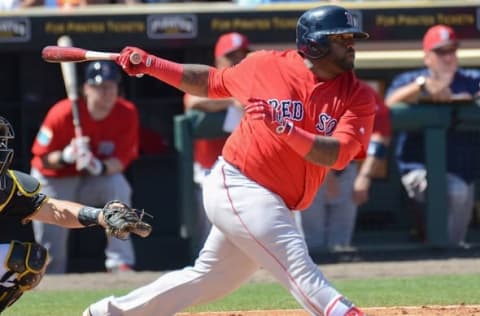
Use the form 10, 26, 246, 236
386, 68, 480, 183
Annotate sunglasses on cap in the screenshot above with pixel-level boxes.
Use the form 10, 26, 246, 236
432, 47, 457, 56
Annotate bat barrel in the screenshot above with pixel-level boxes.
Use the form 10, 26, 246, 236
42, 46, 120, 63
42, 46, 87, 63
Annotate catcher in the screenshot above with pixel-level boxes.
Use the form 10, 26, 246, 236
0, 116, 151, 314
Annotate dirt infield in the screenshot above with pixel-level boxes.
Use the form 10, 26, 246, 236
177, 305, 480, 315
38, 258, 480, 315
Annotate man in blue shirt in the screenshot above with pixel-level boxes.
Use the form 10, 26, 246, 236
385, 24, 480, 247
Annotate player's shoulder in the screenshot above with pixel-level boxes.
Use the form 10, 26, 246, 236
356, 80, 378, 96
457, 68, 480, 80
392, 69, 426, 84
44, 98, 72, 123
7, 169, 41, 194
358, 82, 389, 113
356, 82, 377, 101
49, 98, 72, 113
345, 77, 377, 110
245, 49, 302, 63
114, 97, 139, 121
116, 97, 138, 112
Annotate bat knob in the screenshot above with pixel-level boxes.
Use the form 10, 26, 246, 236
130, 53, 142, 65
128, 53, 143, 78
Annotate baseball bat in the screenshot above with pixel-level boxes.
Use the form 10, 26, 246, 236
42, 45, 141, 64
57, 35, 83, 140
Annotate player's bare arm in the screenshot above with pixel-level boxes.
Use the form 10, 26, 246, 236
30, 198, 105, 228
185, 94, 236, 112
30, 197, 151, 240
179, 64, 211, 97
353, 134, 390, 204
385, 82, 423, 106
306, 136, 340, 166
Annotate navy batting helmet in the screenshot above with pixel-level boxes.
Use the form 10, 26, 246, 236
296, 5, 369, 59
85, 61, 120, 85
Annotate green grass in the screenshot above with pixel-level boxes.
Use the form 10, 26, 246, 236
4, 274, 480, 316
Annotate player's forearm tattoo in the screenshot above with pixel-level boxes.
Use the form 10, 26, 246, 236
305, 137, 340, 167
181, 64, 211, 97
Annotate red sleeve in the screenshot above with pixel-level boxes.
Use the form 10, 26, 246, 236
111, 99, 139, 168
331, 85, 376, 170
207, 52, 262, 104
31, 99, 75, 157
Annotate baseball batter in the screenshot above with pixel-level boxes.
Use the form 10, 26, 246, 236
85, 5, 375, 316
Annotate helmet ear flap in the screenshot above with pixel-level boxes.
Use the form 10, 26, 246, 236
306, 37, 329, 59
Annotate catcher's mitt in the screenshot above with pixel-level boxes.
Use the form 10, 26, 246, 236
102, 200, 152, 240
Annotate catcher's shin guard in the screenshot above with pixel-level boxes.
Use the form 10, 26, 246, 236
0, 241, 48, 313
0, 285, 23, 313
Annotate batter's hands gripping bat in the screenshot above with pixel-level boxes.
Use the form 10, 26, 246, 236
57, 35, 83, 140
42, 45, 142, 64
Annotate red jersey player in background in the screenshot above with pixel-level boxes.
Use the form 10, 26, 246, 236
85, 5, 375, 316
30, 61, 139, 274
184, 32, 249, 250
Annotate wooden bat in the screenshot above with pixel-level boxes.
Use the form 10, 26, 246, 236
57, 35, 83, 140
42, 45, 141, 64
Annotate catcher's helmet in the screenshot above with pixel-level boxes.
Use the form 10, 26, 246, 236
296, 5, 369, 59
0, 116, 14, 176
85, 61, 120, 85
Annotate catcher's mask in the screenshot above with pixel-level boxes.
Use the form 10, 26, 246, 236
0, 116, 14, 177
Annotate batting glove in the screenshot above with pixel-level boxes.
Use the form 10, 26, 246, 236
61, 137, 90, 165
76, 149, 105, 176
116, 46, 151, 77
244, 98, 293, 136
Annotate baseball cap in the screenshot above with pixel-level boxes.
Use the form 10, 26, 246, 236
85, 61, 120, 85
214, 32, 250, 58
423, 24, 458, 52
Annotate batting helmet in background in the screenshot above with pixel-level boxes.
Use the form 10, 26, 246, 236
296, 5, 369, 59
85, 61, 121, 85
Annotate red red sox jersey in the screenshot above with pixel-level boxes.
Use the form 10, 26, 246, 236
208, 49, 375, 210
31, 97, 139, 177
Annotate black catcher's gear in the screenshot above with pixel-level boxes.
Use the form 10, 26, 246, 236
0, 241, 48, 314
0, 117, 14, 178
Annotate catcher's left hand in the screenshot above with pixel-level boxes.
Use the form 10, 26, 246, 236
102, 200, 152, 240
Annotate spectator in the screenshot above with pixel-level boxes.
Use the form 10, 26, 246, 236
55, 0, 139, 9
30, 61, 140, 273
183, 32, 248, 250
385, 24, 480, 247
301, 83, 391, 251
0, 0, 43, 10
